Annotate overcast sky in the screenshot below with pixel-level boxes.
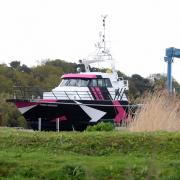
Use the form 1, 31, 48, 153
0, 0, 180, 82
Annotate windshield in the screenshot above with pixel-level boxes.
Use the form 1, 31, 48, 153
60, 78, 112, 87
60, 79, 90, 87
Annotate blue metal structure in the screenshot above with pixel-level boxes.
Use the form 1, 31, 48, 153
164, 47, 180, 93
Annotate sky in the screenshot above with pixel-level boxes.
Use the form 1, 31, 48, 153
0, 0, 180, 83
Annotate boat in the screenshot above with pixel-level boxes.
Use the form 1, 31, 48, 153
7, 16, 129, 131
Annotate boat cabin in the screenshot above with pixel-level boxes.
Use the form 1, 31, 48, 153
60, 74, 112, 88
43, 72, 128, 101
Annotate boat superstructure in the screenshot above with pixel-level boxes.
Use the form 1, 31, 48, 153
43, 72, 128, 101
7, 16, 129, 131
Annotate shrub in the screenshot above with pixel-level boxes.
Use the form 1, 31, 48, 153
86, 122, 115, 131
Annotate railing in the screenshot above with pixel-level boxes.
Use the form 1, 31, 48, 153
11, 86, 127, 101
43, 91, 95, 100
12, 86, 44, 99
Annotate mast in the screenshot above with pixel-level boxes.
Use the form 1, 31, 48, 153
102, 15, 107, 53
79, 15, 116, 75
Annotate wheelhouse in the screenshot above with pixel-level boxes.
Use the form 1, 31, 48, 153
60, 77, 112, 88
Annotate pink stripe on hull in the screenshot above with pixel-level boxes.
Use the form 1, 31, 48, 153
50, 116, 67, 122
15, 99, 58, 108
112, 101, 126, 124
15, 102, 38, 108
59, 115, 67, 121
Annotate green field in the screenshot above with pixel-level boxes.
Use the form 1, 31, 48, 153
0, 128, 180, 180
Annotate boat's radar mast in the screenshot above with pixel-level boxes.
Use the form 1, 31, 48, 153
79, 15, 116, 74
102, 14, 107, 53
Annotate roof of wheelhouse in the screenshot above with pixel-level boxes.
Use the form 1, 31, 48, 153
61, 72, 115, 79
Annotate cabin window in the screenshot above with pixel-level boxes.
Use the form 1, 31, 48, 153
60, 78, 112, 87
60, 79, 89, 87
90, 79, 98, 86
80, 79, 90, 87
89, 78, 112, 87
60, 79, 68, 86
105, 79, 112, 87
98, 79, 105, 87
67, 79, 77, 86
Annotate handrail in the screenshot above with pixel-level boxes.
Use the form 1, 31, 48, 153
11, 86, 126, 101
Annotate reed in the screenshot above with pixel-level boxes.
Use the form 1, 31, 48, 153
128, 91, 180, 132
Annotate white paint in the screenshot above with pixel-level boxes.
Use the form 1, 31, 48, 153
18, 105, 37, 114
56, 118, 59, 132
38, 117, 41, 131
75, 101, 106, 122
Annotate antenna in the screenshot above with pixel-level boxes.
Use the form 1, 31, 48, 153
101, 15, 108, 52
80, 15, 116, 75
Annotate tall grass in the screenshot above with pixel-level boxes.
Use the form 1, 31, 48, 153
128, 91, 180, 132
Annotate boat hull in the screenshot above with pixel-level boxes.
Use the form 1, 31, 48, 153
7, 99, 128, 131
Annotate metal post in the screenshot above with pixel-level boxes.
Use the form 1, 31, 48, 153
56, 118, 59, 132
38, 117, 41, 131
165, 47, 180, 93
167, 59, 173, 93
164, 47, 174, 93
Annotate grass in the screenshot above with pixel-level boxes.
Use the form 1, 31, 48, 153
0, 127, 180, 179
128, 91, 180, 132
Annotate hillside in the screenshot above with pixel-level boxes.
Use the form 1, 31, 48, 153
0, 128, 180, 179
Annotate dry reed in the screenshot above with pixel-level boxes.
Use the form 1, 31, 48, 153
128, 91, 180, 132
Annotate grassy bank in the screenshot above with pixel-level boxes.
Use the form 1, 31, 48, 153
0, 128, 180, 179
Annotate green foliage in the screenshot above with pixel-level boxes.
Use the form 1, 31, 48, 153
86, 122, 115, 131
0, 93, 26, 128
117, 70, 128, 79
9, 61, 20, 69
152, 73, 167, 90
32, 64, 62, 90
19, 64, 31, 73
0, 75, 13, 93
129, 74, 153, 102
44, 59, 77, 73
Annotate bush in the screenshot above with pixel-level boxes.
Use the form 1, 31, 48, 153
86, 122, 115, 131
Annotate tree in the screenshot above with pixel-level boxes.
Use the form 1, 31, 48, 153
0, 93, 26, 127
44, 59, 77, 73
19, 64, 31, 73
10, 61, 20, 69
128, 74, 153, 102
